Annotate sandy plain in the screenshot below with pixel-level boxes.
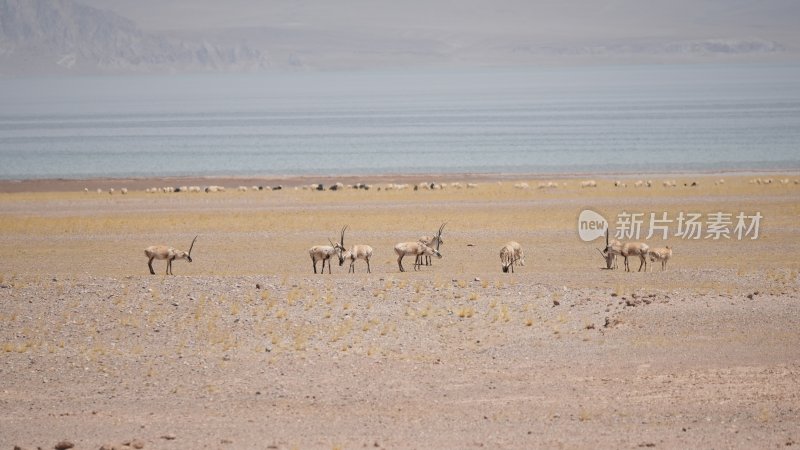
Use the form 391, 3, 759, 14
0, 173, 799, 449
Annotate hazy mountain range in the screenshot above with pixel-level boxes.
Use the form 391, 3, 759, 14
1, 0, 798, 76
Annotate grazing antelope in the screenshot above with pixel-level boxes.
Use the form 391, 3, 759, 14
395, 241, 441, 272
144, 236, 197, 275
648, 246, 673, 271
417, 223, 446, 266
500, 241, 525, 273
309, 226, 347, 274
606, 242, 650, 272
337, 226, 374, 273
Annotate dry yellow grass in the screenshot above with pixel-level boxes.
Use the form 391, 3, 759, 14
0, 174, 797, 288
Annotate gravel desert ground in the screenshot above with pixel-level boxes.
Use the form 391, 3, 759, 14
1, 174, 799, 449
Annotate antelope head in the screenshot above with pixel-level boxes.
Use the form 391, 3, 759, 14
184, 235, 198, 262
598, 229, 617, 269
502, 253, 517, 273
337, 225, 348, 265
435, 222, 447, 250
599, 228, 611, 256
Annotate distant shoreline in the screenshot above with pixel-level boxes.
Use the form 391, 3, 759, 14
1, 169, 797, 193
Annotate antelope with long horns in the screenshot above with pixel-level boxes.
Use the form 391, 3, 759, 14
416, 222, 446, 266
500, 241, 525, 273
309, 226, 347, 274
337, 226, 374, 273
395, 241, 441, 272
145, 236, 197, 275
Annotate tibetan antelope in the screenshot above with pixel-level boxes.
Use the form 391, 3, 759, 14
605, 240, 650, 272
648, 246, 673, 271
337, 225, 374, 273
395, 241, 441, 272
500, 241, 525, 273
309, 226, 347, 274
144, 236, 197, 275
417, 222, 446, 266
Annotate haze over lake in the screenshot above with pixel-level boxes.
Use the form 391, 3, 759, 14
1, 63, 799, 180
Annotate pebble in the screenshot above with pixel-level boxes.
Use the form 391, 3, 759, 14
54, 441, 74, 450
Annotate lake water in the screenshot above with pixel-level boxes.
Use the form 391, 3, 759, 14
1, 64, 799, 179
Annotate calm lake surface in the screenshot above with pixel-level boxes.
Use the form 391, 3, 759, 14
1, 64, 799, 179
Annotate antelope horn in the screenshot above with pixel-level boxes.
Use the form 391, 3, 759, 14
596, 248, 607, 259
435, 222, 446, 249
340, 225, 348, 247
329, 238, 335, 247
605, 228, 609, 247
188, 235, 198, 258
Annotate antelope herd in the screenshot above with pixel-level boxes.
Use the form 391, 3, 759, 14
135, 176, 777, 275
145, 224, 674, 275
599, 230, 672, 272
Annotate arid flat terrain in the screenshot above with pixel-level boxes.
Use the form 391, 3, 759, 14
1, 174, 799, 449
